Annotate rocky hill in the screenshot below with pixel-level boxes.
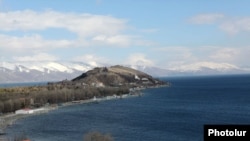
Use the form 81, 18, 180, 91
72, 65, 166, 87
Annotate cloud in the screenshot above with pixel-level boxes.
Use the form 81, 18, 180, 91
190, 13, 250, 35
154, 46, 197, 67
208, 47, 250, 68
0, 10, 127, 37
13, 53, 59, 62
209, 48, 240, 61
126, 53, 154, 66
92, 35, 132, 46
73, 54, 109, 67
219, 18, 250, 35
0, 9, 154, 58
153, 46, 250, 70
189, 13, 224, 24
0, 34, 74, 51
155, 46, 193, 59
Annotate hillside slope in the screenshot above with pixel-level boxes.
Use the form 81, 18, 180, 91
72, 65, 166, 87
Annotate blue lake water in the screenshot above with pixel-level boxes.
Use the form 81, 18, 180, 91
0, 82, 47, 88
5, 74, 250, 141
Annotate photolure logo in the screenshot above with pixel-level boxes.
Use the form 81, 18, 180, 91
204, 125, 250, 141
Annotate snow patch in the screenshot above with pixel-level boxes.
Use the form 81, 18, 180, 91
44, 62, 73, 73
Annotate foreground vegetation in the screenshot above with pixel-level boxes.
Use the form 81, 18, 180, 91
0, 131, 114, 141
83, 131, 114, 141
0, 85, 129, 114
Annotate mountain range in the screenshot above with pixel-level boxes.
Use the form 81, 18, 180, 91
0, 61, 249, 83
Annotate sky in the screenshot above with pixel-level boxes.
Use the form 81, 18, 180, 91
0, 0, 250, 70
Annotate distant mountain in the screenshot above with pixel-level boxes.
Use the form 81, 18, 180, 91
0, 61, 249, 83
129, 65, 173, 77
0, 61, 94, 83
129, 62, 250, 76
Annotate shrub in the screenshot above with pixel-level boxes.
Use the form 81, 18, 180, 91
83, 131, 114, 141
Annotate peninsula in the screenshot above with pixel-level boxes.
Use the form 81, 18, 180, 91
0, 65, 168, 130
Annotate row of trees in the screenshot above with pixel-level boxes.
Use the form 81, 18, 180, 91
0, 98, 30, 113
0, 86, 129, 114
33, 86, 129, 106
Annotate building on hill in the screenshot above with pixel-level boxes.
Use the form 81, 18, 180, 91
91, 82, 105, 87
134, 75, 140, 80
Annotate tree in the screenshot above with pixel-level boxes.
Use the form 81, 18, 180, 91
13, 133, 29, 141
83, 131, 114, 141
13, 99, 22, 111
3, 100, 14, 113
0, 102, 4, 113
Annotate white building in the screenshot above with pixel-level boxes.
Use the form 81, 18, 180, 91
15, 108, 46, 115
141, 78, 149, 81
134, 75, 140, 80
15, 109, 34, 114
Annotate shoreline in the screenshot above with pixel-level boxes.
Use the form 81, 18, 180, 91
0, 84, 169, 138
0, 107, 55, 131
0, 92, 144, 133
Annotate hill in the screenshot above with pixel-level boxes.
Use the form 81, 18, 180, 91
72, 65, 166, 87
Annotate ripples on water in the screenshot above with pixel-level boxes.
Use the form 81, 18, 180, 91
6, 74, 250, 141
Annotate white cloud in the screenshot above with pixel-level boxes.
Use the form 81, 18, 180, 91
92, 35, 132, 46
13, 53, 59, 62
155, 46, 247, 71
214, 47, 250, 68
0, 34, 74, 51
0, 9, 153, 59
153, 46, 250, 70
73, 54, 108, 67
126, 53, 154, 66
155, 46, 193, 59
0, 10, 127, 37
190, 13, 250, 35
189, 13, 224, 24
154, 46, 197, 67
209, 48, 240, 61
219, 18, 250, 35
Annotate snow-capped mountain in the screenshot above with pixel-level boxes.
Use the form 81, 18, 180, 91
130, 61, 250, 77
0, 61, 92, 73
0, 61, 96, 83
0, 61, 249, 83
169, 62, 240, 72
